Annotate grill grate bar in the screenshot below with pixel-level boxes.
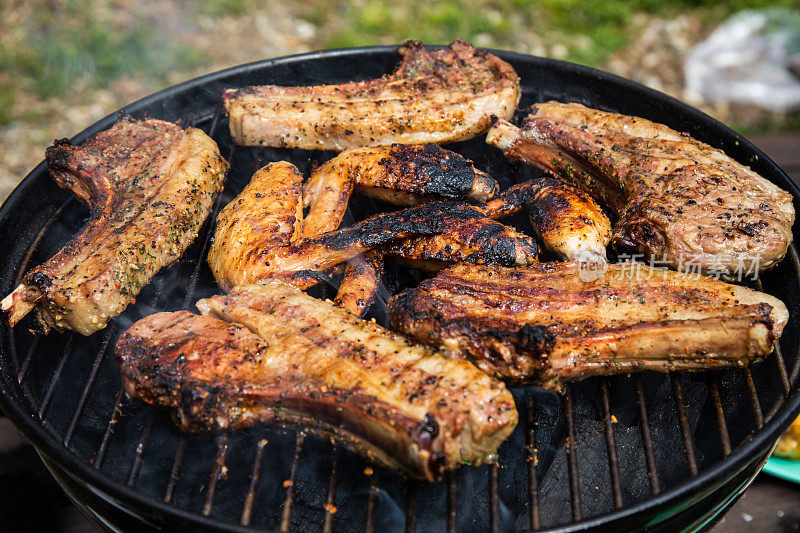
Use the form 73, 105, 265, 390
163, 437, 188, 503
787, 246, 800, 387
94, 388, 125, 469
127, 411, 155, 486
63, 329, 114, 447
278, 432, 304, 533
445, 472, 457, 533
634, 376, 660, 495
526, 396, 541, 530
364, 476, 378, 533
8, 200, 72, 385
564, 385, 582, 522
202, 434, 230, 517
36, 334, 74, 420
16, 337, 39, 383
241, 437, 268, 526
743, 368, 764, 430
206, 104, 223, 138
708, 377, 732, 456
671, 376, 698, 476
321, 448, 339, 533
489, 462, 500, 533
755, 278, 790, 395
405, 480, 418, 533
600, 380, 623, 509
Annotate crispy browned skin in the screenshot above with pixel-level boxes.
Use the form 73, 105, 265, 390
382, 213, 538, 271
526, 182, 611, 263
116, 282, 518, 480
300, 143, 522, 270
1, 118, 227, 335
305, 144, 498, 210
388, 262, 788, 390
333, 253, 384, 317
483, 178, 611, 263
486, 104, 795, 273
208, 161, 303, 290
223, 40, 520, 150
209, 162, 533, 289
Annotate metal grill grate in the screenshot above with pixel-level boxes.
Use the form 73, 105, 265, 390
2, 49, 800, 533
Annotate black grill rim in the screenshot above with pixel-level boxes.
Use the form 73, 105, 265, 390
1, 44, 800, 532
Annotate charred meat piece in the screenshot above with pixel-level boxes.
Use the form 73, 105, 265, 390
483, 178, 611, 263
486, 104, 795, 273
304, 144, 498, 210
208, 161, 303, 291
209, 162, 534, 289
223, 40, 520, 150
301, 143, 497, 238
116, 281, 518, 480
382, 213, 538, 271
388, 262, 788, 390
1, 118, 227, 335
526, 181, 611, 264
333, 253, 384, 317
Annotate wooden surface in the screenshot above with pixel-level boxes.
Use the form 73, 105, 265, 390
712, 133, 800, 533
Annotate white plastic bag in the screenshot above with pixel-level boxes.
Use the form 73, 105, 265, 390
685, 9, 800, 112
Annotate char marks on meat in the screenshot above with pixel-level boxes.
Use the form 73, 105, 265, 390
209, 163, 536, 290
388, 262, 788, 389
1, 118, 227, 335
482, 178, 611, 264
223, 40, 521, 150
486, 103, 795, 274
116, 281, 517, 480
304, 143, 499, 210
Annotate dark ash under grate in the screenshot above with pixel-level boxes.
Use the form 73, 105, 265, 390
1, 47, 800, 533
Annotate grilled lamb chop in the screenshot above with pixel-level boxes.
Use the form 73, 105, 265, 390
209, 163, 536, 290
1, 118, 227, 335
486, 104, 795, 274
223, 40, 520, 150
388, 262, 788, 390
116, 281, 517, 480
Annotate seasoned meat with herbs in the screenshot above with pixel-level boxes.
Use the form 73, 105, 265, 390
486, 104, 794, 274
116, 281, 517, 480
388, 262, 788, 390
223, 40, 520, 150
1, 118, 227, 335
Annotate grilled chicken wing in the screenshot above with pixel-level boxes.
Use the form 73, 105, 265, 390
486, 104, 795, 274
300, 143, 498, 239
333, 253, 384, 317
483, 178, 611, 263
388, 262, 788, 389
304, 144, 498, 209
223, 40, 520, 150
1, 118, 227, 335
116, 281, 518, 480
209, 162, 534, 289
382, 213, 538, 271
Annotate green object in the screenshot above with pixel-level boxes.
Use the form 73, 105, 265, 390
763, 456, 800, 484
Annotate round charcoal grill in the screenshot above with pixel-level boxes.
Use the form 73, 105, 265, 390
1, 46, 800, 533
